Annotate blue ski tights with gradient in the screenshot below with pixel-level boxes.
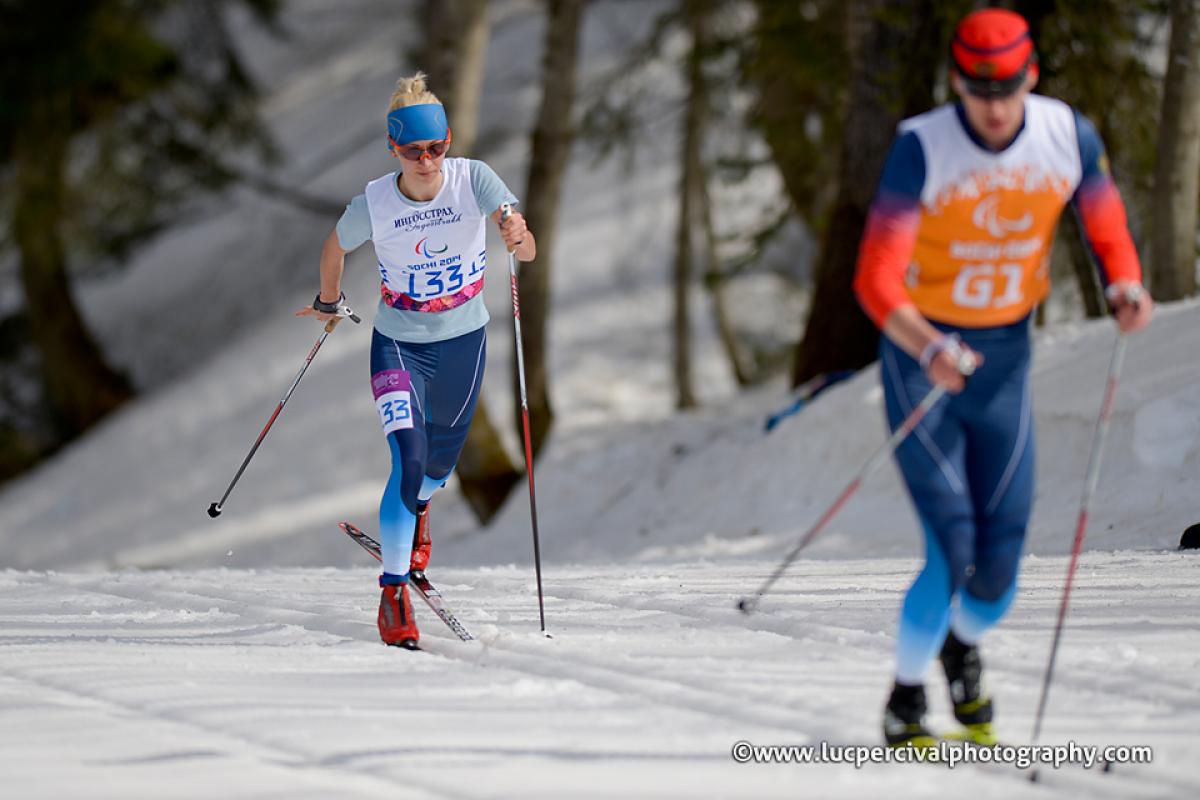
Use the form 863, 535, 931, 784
370, 327, 485, 583
881, 317, 1033, 685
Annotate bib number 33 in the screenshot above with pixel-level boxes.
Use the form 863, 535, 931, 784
376, 391, 413, 433
371, 368, 416, 434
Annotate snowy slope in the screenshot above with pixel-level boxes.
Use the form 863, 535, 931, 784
461, 297, 1200, 569
2, 299, 1196, 572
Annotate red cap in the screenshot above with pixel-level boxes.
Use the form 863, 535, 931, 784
952, 9, 1034, 84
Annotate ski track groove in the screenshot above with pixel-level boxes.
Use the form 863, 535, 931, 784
537, 580, 1200, 710
0, 660, 459, 800
58, 580, 1124, 798
529, 586, 1199, 797
52, 574, 1183, 798
2, 559, 1192, 798
489, 566, 1195, 798
0, 577, 487, 800
101, 578, 840, 737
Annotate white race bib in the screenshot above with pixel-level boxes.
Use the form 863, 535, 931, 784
371, 369, 417, 434
376, 391, 414, 434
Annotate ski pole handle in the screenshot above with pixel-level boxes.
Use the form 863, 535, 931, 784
334, 302, 362, 325
325, 301, 361, 328
499, 203, 525, 253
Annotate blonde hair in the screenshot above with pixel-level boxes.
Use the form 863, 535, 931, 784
388, 71, 442, 111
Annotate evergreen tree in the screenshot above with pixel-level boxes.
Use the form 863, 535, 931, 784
0, 0, 279, 476
789, 0, 968, 385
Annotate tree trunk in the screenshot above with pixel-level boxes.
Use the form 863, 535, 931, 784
455, 410, 523, 524
11, 101, 133, 439
1151, 0, 1200, 299
791, 0, 947, 386
672, 182, 698, 407
516, 0, 585, 452
701, 165, 755, 386
672, 0, 712, 409
420, 0, 490, 157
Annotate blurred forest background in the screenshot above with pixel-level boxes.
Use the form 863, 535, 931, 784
1, 0, 1197, 524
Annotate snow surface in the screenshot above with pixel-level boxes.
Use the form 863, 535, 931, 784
2, 1, 1199, 797
2, 555, 1196, 799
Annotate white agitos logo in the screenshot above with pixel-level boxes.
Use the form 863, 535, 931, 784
973, 195, 1033, 238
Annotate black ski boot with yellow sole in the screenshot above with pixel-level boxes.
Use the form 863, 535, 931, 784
940, 631, 996, 744
883, 682, 938, 751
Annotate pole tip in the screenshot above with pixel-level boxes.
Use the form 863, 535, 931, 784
207, 503, 222, 518
737, 598, 755, 615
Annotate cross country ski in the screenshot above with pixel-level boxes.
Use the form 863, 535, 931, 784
339, 521, 475, 642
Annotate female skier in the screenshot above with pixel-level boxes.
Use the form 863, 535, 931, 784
298, 72, 535, 649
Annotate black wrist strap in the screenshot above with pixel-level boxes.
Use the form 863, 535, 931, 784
313, 292, 344, 314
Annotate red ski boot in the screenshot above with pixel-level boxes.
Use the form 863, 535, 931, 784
409, 503, 431, 573
378, 581, 420, 649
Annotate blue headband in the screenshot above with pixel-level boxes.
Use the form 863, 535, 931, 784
386, 103, 449, 147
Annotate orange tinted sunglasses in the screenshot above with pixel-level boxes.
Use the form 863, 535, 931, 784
393, 129, 452, 161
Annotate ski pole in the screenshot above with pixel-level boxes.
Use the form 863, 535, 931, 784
764, 370, 857, 433
207, 307, 360, 518
764, 374, 831, 433
740, 378, 955, 614
500, 204, 549, 636
1029, 333, 1127, 760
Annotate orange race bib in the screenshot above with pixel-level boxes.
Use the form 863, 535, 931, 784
908, 170, 1071, 326
896, 97, 1084, 327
